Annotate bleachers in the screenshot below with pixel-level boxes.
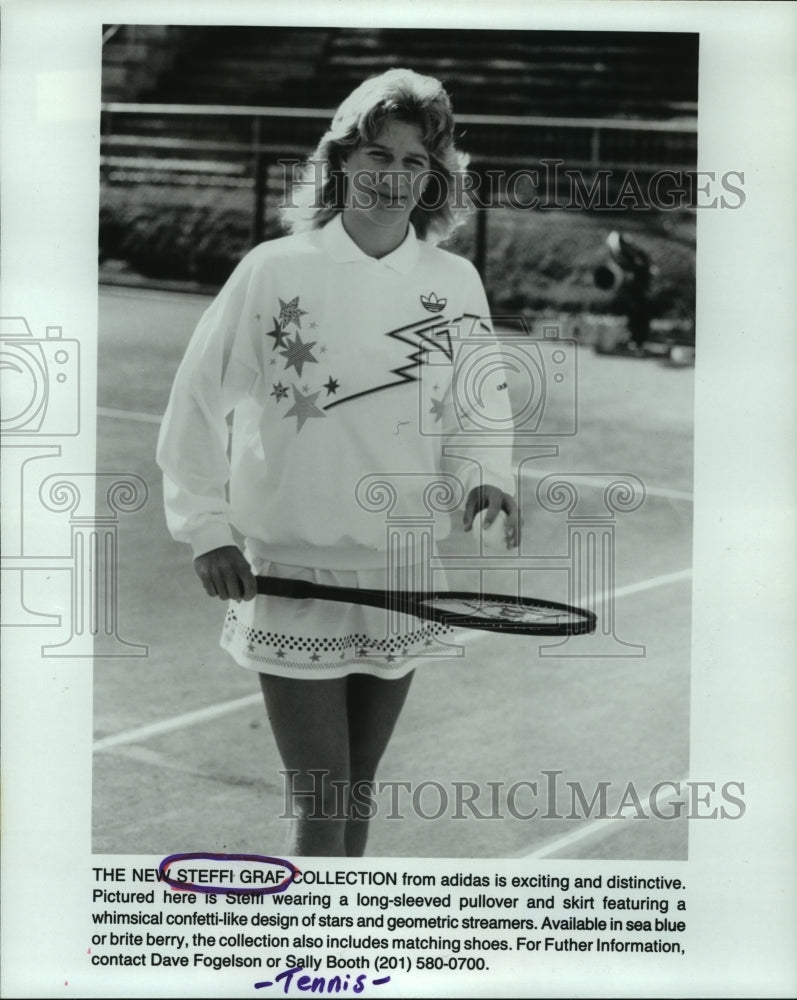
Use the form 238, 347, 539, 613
100, 26, 697, 198
136, 26, 333, 108
103, 26, 698, 122
323, 29, 698, 120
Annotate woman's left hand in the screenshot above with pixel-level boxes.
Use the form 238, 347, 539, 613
463, 485, 522, 549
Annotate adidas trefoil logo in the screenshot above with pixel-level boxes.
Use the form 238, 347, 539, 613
420, 291, 447, 313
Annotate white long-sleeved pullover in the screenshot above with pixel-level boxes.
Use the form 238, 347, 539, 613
156, 214, 515, 570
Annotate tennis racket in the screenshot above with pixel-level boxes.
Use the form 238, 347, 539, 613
255, 576, 595, 636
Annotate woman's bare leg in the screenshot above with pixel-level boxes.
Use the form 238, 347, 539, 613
259, 674, 350, 856
344, 670, 415, 857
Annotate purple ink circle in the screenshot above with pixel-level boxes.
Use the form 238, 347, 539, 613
157, 851, 299, 895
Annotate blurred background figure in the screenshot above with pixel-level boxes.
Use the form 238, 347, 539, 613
594, 230, 656, 354
99, 26, 698, 321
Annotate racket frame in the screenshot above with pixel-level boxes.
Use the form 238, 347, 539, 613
254, 575, 596, 637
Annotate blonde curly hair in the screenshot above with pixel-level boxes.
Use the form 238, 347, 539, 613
280, 68, 471, 244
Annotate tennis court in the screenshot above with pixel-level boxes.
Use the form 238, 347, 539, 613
92, 283, 693, 861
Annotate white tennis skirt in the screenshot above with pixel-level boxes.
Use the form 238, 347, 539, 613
220, 561, 458, 680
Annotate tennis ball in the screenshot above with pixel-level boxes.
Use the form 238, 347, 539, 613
474, 509, 508, 551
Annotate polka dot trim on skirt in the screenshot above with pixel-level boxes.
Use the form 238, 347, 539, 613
218, 560, 463, 679
221, 604, 459, 678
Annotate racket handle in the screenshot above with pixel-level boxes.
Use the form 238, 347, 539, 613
256, 576, 319, 600
255, 576, 418, 613
255, 575, 388, 608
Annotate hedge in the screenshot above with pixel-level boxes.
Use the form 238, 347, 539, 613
99, 182, 695, 318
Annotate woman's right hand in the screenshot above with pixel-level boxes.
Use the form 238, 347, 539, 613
193, 545, 257, 602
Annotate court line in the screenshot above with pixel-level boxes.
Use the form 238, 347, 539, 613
515, 777, 690, 859
609, 568, 691, 599
520, 466, 693, 502
93, 566, 691, 753
98, 406, 162, 424
93, 693, 263, 751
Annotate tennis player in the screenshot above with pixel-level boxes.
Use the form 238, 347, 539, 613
157, 68, 520, 856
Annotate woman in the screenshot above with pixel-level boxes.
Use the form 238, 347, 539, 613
157, 68, 520, 856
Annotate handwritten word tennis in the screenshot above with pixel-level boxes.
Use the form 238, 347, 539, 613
255, 966, 391, 994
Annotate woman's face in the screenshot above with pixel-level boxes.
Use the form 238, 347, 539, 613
341, 118, 431, 236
